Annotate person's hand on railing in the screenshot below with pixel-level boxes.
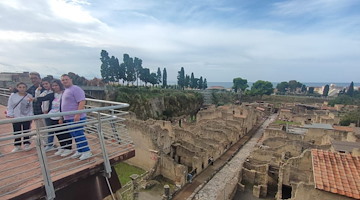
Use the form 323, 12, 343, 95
74, 114, 80, 122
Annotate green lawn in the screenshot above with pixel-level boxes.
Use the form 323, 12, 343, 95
114, 162, 146, 185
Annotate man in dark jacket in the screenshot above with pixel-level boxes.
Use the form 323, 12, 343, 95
27, 72, 46, 145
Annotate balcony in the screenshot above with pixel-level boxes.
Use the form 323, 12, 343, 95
0, 90, 134, 200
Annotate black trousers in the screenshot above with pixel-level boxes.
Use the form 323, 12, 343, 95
48, 119, 72, 150
12, 121, 31, 146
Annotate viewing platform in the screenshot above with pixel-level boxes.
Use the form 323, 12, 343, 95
0, 88, 134, 200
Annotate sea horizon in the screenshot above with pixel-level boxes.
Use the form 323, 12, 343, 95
206, 82, 360, 89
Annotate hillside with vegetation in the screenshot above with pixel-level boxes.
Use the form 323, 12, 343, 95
108, 86, 203, 120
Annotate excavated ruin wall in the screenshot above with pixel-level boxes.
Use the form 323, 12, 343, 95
125, 105, 262, 186
292, 182, 354, 200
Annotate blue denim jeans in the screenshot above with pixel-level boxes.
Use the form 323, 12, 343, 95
64, 117, 90, 152
44, 118, 54, 146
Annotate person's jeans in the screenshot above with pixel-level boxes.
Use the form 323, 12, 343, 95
64, 117, 90, 152
44, 118, 54, 146
12, 121, 31, 146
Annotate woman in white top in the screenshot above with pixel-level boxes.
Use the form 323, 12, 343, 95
35, 79, 73, 156
6, 82, 33, 152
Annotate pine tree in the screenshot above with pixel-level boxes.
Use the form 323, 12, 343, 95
162, 68, 167, 88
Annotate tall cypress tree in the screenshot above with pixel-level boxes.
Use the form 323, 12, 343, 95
347, 81, 354, 97
134, 57, 143, 86
162, 68, 167, 88
203, 78, 207, 89
157, 67, 162, 84
198, 76, 203, 89
177, 67, 185, 89
100, 50, 110, 83
190, 72, 195, 89
323, 84, 329, 97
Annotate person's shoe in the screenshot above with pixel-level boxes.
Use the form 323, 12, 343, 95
60, 149, 73, 157
70, 151, 82, 158
24, 144, 31, 151
11, 146, 22, 153
79, 151, 92, 160
44, 146, 55, 152
54, 149, 64, 156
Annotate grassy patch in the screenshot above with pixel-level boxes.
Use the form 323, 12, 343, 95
114, 162, 146, 185
274, 120, 301, 125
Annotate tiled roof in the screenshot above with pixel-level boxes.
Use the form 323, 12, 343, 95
333, 126, 355, 132
311, 149, 360, 199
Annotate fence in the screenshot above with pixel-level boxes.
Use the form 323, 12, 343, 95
0, 88, 133, 200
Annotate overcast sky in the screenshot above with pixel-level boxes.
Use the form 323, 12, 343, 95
0, 0, 359, 83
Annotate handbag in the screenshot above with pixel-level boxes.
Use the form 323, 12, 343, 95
13, 93, 28, 109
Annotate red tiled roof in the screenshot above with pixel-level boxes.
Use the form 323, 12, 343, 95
311, 149, 360, 199
333, 126, 355, 132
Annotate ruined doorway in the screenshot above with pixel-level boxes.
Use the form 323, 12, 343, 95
282, 184, 292, 199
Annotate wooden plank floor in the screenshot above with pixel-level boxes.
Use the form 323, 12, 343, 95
0, 105, 135, 200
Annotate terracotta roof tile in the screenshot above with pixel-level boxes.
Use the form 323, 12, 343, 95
312, 149, 360, 199
333, 126, 355, 132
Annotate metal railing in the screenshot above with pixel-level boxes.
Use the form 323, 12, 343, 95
0, 88, 133, 200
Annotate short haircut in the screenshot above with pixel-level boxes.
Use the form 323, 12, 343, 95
61, 74, 71, 79
29, 72, 41, 79
16, 82, 27, 88
42, 76, 53, 83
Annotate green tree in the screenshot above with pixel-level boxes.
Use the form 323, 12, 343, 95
185, 75, 190, 88
203, 78, 208, 89
347, 81, 354, 97
134, 57, 143, 86
108, 56, 119, 82
249, 80, 273, 96
177, 67, 185, 89
276, 81, 289, 94
162, 68, 167, 88
100, 50, 110, 83
340, 109, 360, 126
190, 72, 195, 89
149, 72, 158, 86
118, 63, 126, 84
140, 68, 150, 86
123, 54, 136, 85
232, 77, 248, 93
301, 84, 307, 93
288, 80, 302, 92
156, 67, 162, 85
308, 87, 314, 94
323, 84, 330, 97
198, 76, 203, 89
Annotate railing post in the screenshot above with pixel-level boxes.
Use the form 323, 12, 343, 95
34, 120, 56, 200
97, 112, 112, 177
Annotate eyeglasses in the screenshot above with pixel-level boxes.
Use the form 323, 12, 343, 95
30, 77, 39, 80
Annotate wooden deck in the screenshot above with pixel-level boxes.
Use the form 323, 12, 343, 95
0, 105, 135, 200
